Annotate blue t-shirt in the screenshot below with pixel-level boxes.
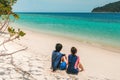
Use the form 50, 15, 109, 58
52, 50, 63, 71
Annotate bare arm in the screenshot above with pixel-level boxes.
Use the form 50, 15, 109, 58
78, 62, 84, 72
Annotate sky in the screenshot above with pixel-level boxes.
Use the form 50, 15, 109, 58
13, 0, 119, 12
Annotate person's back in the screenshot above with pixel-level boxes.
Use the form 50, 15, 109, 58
51, 43, 66, 71
67, 47, 84, 74
52, 50, 63, 71
67, 54, 78, 74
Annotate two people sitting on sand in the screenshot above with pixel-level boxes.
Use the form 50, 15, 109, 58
51, 43, 84, 74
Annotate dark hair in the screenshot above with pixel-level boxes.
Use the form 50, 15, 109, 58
55, 43, 63, 52
71, 47, 77, 55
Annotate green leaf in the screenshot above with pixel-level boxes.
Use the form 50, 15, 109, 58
19, 31, 26, 37
8, 27, 16, 37
12, 13, 19, 19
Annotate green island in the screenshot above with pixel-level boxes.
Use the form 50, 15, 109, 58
92, 1, 120, 12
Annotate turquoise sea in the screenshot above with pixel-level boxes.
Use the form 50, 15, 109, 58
14, 13, 120, 50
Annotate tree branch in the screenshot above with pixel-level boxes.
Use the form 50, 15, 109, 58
0, 35, 19, 47
0, 47, 28, 56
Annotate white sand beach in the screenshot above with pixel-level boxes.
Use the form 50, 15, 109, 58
0, 28, 120, 80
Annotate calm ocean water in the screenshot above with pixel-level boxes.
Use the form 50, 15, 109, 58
14, 13, 120, 48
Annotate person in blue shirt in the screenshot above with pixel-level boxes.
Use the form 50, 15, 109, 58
51, 43, 67, 71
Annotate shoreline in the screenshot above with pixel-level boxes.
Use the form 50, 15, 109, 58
12, 23, 120, 53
